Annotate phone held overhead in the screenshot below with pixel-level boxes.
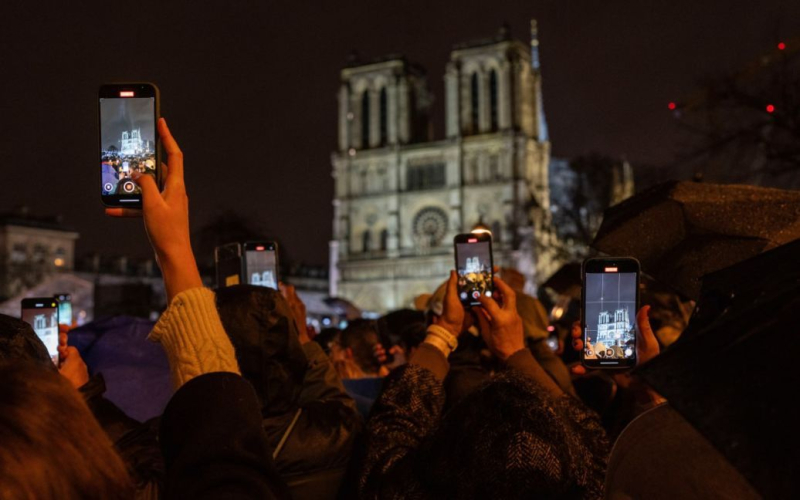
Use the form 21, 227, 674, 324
99, 83, 160, 209
21, 298, 60, 365
581, 257, 640, 370
454, 232, 494, 308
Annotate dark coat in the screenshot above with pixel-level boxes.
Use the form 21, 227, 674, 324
160, 372, 290, 499
360, 364, 608, 500
216, 285, 362, 498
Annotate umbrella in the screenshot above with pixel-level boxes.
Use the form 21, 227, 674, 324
592, 181, 800, 299
323, 297, 362, 320
635, 239, 800, 498
541, 262, 582, 298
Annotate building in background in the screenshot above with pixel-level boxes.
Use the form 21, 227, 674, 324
0, 208, 79, 300
330, 21, 559, 313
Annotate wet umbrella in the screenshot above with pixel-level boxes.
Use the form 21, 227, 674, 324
323, 296, 362, 320
592, 181, 800, 299
635, 239, 800, 498
541, 262, 582, 298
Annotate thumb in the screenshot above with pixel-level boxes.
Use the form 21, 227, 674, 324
132, 172, 161, 207
636, 306, 657, 348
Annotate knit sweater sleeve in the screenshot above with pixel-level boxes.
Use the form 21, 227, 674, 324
359, 363, 445, 500
149, 287, 241, 389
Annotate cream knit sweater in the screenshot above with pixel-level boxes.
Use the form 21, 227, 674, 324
149, 287, 241, 389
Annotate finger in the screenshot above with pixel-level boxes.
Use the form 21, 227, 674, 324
105, 207, 143, 218
131, 172, 162, 208
636, 305, 659, 360
158, 118, 184, 185
572, 338, 584, 351
571, 321, 582, 339
493, 276, 516, 310
59, 332, 68, 347
57, 345, 68, 357
445, 270, 458, 303
477, 295, 501, 318
571, 364, 587, 376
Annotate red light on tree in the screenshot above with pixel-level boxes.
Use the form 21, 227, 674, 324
766, 104, 775, 113
668, 102, 677, 110
778, 42, 786, 50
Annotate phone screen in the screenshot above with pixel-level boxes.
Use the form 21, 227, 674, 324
99, 85, 157, 206
583, 269, 637, 367
244, 244, 278, 290
215, 243, 243, 289
455, 237, 493, 306
56, 295, 72, 326
21, 300, 59, 364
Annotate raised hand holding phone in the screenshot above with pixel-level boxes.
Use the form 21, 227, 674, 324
475, 276, 524, 361
106, 118, 202, 302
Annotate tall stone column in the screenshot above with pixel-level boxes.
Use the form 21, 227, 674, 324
338, 83, 350, 151
388, 78, 398, 144
445, 62, 460, 138
397, 78, 409, 143
498, 61, 511, 130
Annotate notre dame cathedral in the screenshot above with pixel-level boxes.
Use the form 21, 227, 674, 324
329, 21, 561, 313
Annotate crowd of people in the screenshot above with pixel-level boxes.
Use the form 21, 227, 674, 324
0, 119, 768, 499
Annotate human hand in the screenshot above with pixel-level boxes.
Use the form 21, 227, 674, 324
432, 270, 465, 337
280, 282, 310, 344
105, 118, 201, 301
475, 276, 525, 361
58, 345, 89, 389
373, 343, 407, 369
570, 305, 660, 377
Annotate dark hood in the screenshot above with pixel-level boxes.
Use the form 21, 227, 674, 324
215, 286, 307, 417
0, 313, 56, 370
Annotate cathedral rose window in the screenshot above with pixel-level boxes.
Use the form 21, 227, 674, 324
413, 207, 448, 247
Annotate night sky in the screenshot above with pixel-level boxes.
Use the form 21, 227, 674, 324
2, 0, 799, 266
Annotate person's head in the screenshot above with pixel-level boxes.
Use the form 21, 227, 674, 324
0, 363, 132, 499
216, 285, 307, 417
313, 327, 341, 356
340, 319, 381, 377
0, 313, 56, 369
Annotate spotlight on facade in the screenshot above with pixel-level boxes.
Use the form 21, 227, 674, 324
53, 257, 65, 267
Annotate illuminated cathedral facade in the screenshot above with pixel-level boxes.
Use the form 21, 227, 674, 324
329, 21, 560, 313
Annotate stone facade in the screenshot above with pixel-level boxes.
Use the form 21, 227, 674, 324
0, 212, 79, 300
330, 22, 559, 313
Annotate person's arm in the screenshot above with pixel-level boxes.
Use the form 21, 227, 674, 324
107, 119, 285, 498
359, 272, 463, 499
299, 340, 358, 411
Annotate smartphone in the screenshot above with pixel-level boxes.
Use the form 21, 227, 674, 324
454, 232, 494, 307
99, 83, 160, 208
55, 294, 72, 326
215, 242, 243, 289
243, 241, 279, 290
21, 298, 60, 365
581, 257, 640, 370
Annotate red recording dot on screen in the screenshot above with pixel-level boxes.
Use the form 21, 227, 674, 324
604, 267, 618, 272
778, 42, 786, 50
668, 102, 677, 110
467, 238, 477, 243
119, 91, 135, 97
766, 104, 775, 113
255, 246, 265, 251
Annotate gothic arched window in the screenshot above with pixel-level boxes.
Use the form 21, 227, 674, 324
489, 69, 498, 131
380, 228, 389, 251
470, 72, 480, 134
492, 221, 502, 243
361, 90, 371, 148
362, 229, 372, 253
379, 87, 388, 146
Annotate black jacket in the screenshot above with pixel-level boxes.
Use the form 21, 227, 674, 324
216, 286, 362, 499
160, 372, 290, 499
